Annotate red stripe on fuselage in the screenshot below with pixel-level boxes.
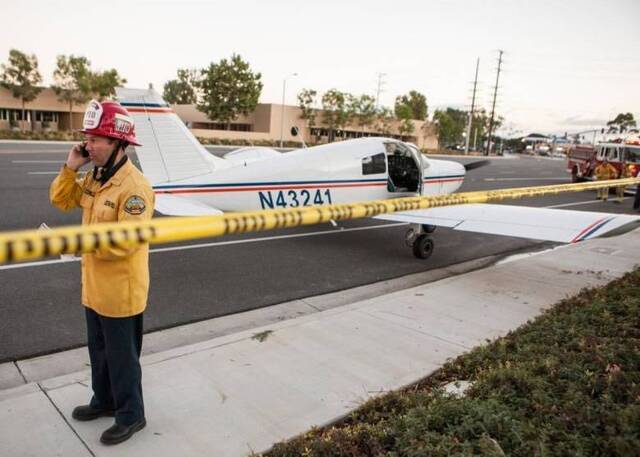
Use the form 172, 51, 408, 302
432, 178, 465, 184
153, 177, 464, 194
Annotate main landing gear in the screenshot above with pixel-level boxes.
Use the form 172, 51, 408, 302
405, 224, 436, 259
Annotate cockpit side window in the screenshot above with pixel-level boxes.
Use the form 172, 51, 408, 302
362, 153, 387, 175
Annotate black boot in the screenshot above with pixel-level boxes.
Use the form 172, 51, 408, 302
100, 418, 146, 445
71, 405, 115, 421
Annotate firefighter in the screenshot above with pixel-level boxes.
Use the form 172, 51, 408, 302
594, 158, 617, 201
616, 162, 631, 203
50, 100, 154, 445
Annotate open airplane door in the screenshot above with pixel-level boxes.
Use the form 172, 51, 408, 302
409, 144, 424, 196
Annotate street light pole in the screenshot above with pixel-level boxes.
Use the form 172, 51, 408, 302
280, 73, 298, 148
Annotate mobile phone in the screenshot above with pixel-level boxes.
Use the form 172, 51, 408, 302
79, 142, 89, 158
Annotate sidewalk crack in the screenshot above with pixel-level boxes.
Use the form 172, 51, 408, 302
37, 383, 95, 457
13, 361, 27, 384
358, 309, 471, 350
299, 299, 322, 311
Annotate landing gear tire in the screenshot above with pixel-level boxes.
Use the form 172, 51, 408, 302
412, 235, 434, 259
422, 224, 437, 233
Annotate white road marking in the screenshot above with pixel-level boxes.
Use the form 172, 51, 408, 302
0, 140, 76, 145
13, 160, 61, 164
0, 150, 69, 154
484, 177, 568, 182
0, 222, 407, 271
27, 171, 60, 175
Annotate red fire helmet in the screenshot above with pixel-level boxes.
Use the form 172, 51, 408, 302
80, 100, 142, 146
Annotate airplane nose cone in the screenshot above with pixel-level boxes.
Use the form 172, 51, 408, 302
455, 161, 466, 176
444, 160, 466, 177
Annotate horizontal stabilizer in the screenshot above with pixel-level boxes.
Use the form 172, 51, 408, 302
376, 204, 640, 243
155, 194, 223, 216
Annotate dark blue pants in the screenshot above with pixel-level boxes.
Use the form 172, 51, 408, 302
85, 307, 144, 426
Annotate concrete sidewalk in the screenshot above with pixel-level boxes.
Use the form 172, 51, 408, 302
1, 230, 638, 457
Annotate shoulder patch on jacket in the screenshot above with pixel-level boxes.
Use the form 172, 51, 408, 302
124, 195, 146, 215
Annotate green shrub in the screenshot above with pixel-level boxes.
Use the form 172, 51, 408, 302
263, 270, 640, 457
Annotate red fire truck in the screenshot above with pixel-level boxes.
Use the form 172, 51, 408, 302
567, 136, 640, 182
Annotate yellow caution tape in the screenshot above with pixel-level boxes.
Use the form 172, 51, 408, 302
0, 177, 639, 265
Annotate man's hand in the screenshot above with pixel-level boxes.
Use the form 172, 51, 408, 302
66, 143, 91, 171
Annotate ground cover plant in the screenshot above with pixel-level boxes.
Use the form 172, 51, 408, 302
264, 269, 640, 457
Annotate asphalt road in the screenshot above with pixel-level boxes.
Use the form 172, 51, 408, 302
1, 142, 637, 361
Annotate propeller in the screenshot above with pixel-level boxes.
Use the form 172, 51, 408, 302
464, 160, 491, 171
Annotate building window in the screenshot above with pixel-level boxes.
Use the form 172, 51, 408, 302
229, 123, 251, 132
191, 122, 252, 131
7, 109, 24, 121
310, 127, 328, 137
362, 152, 386, 175
35, 111, 59, 122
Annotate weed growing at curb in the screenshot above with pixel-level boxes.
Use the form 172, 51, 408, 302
252, 330, 274, 343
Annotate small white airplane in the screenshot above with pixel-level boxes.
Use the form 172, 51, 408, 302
115, 88, 640, 259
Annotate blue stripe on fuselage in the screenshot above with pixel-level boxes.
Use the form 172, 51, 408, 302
152, 175, 465, 190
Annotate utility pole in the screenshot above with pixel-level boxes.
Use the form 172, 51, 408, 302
485, 50, 504, 156
465, 58, 480, 155
375, 72, 386, 109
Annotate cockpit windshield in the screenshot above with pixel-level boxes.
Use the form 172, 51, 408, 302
384, 141, 410, 155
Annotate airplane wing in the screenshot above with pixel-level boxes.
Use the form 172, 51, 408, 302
375, 204, 640, 243
155, 194, 223, 216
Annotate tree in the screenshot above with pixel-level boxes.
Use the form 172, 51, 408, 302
91, 69, 126, 100
375, 107, 394, 136
163, 68, 199, 104
321, 89, 351, 142
52, 55, 93, 130
394, 90, 428, 121
297, 88, 317, 129
0, 49, 43, 131
395, 104, 415, 139
433, 108, 467, 146
197, 54, 263, 130
606, 113, 636, 133
469, 108, 503, 150
344, 94, 358, 136
353, 94, 376, 136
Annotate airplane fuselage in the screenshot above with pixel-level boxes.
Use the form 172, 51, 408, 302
152, 138, 466, 213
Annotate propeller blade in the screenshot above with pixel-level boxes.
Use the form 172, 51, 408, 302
464, 160, 491, 171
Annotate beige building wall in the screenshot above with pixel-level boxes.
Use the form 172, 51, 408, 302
0, 87, 439, 149
0, 87, 87, 131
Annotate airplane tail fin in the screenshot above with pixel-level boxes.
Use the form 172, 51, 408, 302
115, 87, 227, 185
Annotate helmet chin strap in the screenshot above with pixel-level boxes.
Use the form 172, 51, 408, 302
93, 140, 129, 184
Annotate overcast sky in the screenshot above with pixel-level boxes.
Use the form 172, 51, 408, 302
2, 0, 639, 136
